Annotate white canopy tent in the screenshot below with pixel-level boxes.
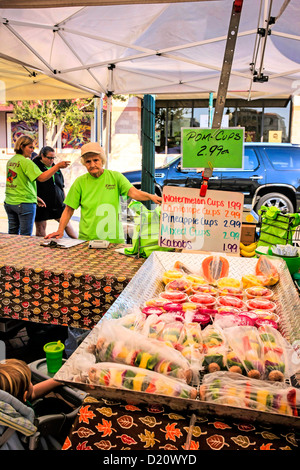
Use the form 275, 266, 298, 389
0, 55, 94, 100
0, 0, 299, 102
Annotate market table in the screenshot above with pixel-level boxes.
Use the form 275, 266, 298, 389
62, 395, 299, 451
0, 233, 145, 329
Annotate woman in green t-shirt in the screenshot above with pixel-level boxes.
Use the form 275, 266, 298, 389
45, 142, 162, 243
5, 135, 71, 236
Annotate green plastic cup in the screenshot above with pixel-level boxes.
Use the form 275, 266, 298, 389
43, 340, 65, 375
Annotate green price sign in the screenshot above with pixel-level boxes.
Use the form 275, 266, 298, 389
181, 127, 244, 169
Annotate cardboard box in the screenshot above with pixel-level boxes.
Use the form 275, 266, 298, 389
241, 224, 256, 244
242, 208, 258, 225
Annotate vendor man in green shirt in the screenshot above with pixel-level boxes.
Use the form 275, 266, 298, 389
45, 142, 162, 243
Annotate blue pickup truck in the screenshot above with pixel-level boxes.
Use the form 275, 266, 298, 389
123, 143, 300, 213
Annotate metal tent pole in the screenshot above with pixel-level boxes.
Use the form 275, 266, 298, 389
141, 94, 156, 210
200, 0, 244, 196
212, 0, 244, 129
105, 65, 114, 168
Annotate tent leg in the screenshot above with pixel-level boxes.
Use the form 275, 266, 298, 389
94, 94, 104, 147
105, 65, 114, 168
105, 93, 112, 169
100, 94, 104, 147
141, 94, 155, 210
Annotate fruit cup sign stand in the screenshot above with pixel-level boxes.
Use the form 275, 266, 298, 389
159, 186, 244, 254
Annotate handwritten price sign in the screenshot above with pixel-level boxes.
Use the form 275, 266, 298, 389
159, 186, 244, 253
181, 127, 244, 169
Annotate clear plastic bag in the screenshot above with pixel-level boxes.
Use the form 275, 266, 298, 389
89, 318, 192, 383
224, 326, 264, 379
71, 352, 96, 383
88, 362, 198, 399
141, 313, 184, 347
199, 371, 299, 416
156, 319, 185, 347
214, 312, 241, 329
258, 325, 300, 381
113, 308, 146, 331
141, 313, 167, 339
201, 323, 228, 372
177, 322, 203, 379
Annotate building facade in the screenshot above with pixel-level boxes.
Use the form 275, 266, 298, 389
1, 94, 300, 177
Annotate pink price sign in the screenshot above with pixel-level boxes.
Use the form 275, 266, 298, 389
159, 186, 244, 253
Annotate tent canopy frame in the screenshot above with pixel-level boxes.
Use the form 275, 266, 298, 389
0, 0, 299, 101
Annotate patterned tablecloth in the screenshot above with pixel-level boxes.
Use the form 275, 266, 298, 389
62, 395, 299, 451
0, 234, 145, 329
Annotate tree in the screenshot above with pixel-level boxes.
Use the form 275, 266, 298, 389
8, 99, 94, 147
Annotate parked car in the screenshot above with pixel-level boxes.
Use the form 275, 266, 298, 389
123, 143, 300, 214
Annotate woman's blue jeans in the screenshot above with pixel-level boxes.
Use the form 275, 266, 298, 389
4, 202, 36, 236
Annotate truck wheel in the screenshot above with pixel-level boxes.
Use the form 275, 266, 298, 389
255, 192, 294, 214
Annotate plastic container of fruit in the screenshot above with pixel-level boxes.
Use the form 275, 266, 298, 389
144, 297, 169, 308
216, 277, 241, 289
251, 309, 280, 323
236, 313, 256, 326
195, 307, 218, 316
255, 318, 278, 329
214, 312, 238, 327
238, 310, 258, 322
218, 286, 244, 299
141, 306, 165, 316
246, 298, 276, 312
190, 312, 211, 326
185, 274, 207, 286
165, 278, 193, 294
163, 302, 184, 312
217, 295, 246, 310
188, 293, 217, 308
181, 302, 199, 312
217, 306, 241, 315
162, 270, 184, 285
159, 290, 188, 303
191, 284, 218, 296
245, 286, 274, 300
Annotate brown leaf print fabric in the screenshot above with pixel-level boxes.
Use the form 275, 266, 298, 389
62, 396, 300, 451
0, 234, 144, 329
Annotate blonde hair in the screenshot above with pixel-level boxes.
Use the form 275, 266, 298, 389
80, 150, 106, 167
0, 359, 31, 402
14, 135, 34, 155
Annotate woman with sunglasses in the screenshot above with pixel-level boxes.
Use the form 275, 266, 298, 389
5, 136, 71, 237
33, 146, 77, 238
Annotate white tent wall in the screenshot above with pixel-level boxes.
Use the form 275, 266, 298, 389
0, 57, 94, 100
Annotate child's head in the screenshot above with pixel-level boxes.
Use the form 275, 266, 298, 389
0, 359, 32, 403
